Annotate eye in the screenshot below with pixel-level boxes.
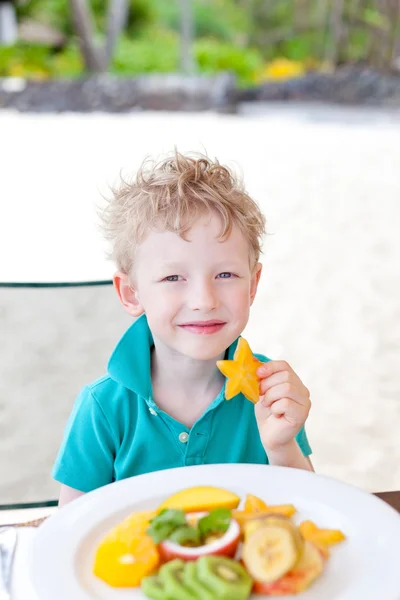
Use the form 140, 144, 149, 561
163, 275, 184, 282
217, 272, 235, 279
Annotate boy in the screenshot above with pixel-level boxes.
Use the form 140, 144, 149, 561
54, 152, 313, 508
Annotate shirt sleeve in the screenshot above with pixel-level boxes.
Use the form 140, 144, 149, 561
255, 353, 312, 456
52, 386, 117, 492
295, 425, 312, 456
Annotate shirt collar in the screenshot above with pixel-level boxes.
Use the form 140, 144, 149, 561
107, 314, 239, 401
107, 314, 154, 400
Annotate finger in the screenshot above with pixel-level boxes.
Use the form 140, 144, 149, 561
254, 397, 272, 421
257, 360, 294, 378
259, 370, 298, 395
262, 382, 306, 408
270, 398, 304, 422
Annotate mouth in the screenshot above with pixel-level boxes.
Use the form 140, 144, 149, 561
178, 320, 227, 335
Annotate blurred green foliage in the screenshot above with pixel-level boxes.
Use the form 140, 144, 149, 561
151, 0, 250, 42
194, 38, 263, 85
16, 0, 71, 33
112, 29, 179, 75
1, 0, 398, 82
0, 42, 53, 78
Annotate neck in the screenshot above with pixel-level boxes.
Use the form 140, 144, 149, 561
151, 341, 225, 396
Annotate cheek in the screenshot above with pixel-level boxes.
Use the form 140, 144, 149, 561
144, 290, 181, 325
222, 287, 252, 322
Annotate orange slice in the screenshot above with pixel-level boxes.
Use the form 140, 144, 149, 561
93, 511, 159, 587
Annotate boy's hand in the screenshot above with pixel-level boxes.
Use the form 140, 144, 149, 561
255, 361, 311, 452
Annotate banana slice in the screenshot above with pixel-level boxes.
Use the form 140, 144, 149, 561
242, 524, 300, 583
252, 541, 325, 595
244, 514, 303, 554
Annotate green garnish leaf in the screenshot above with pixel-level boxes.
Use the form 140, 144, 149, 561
147, 509, 187, 543
198, 508, 232, 538
150, 509, 187, 527
169, 525, 201, 546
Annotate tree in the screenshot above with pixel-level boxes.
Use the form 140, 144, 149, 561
179, 0, 195, 73
69, 0, 128, 72
0, 0, 18, 45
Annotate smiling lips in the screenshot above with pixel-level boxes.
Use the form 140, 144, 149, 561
178, 320, 226, 335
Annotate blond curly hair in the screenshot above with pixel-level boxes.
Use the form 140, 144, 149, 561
100, 151, 266, 275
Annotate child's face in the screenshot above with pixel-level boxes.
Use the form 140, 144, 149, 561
118, 213, 261, 361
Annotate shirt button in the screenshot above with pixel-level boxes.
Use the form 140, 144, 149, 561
179, 432, 189, 443
149, 408, 158, 416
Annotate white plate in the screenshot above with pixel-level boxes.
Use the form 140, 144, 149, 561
29, 464, 400, 600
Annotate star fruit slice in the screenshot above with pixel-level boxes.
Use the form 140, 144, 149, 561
217, 337, 263, 404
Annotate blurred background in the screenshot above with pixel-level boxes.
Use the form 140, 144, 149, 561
1, 0, 400, 82
0, 0, 399, 503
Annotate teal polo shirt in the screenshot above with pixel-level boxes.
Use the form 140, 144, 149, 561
53, 315, 311, 493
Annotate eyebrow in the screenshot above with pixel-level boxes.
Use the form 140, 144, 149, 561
214, 260, 246, 268
159, 260, 245, 267
157, 262, 186, 270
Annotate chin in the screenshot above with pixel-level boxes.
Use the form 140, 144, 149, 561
180, 338, 232, 361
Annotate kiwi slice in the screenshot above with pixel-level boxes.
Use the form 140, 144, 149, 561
196, 556, 253, 600
183, 561, 215, 600
141, 574, 170, 600
159, 559, 199, 600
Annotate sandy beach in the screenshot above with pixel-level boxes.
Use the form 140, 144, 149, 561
0, 103, 399, 503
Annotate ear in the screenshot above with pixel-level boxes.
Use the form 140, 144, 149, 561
250, 262, 262, 306
113, 272, 144, 317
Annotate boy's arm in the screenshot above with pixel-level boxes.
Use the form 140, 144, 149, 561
255, 360, 313, 471
58, 484, 86, 508
267, 440, 314, 471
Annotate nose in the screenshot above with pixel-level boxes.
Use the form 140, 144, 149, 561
187, 278, 219, 312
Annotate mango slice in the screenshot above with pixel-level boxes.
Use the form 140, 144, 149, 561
93, 510, 159, 587
244, 493, 268, 512
234, 494, 296, 528
217, 337, 263, 404
158, 486, 240, 513
234, 506, 296, 529
299, 520, 346, 546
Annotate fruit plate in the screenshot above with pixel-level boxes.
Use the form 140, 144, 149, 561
29, 464, 400, 600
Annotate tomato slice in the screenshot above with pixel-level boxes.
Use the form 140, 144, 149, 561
158, 512, 240, 562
